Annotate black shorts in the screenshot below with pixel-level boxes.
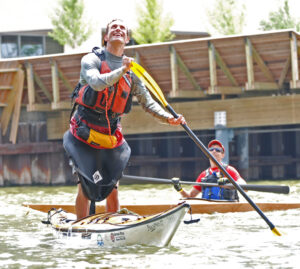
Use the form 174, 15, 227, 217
63, 131, 131, 201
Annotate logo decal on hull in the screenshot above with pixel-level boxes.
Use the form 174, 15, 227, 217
97, 234, 104, 246
110, 232, 126, 242
147, 219, 163, 232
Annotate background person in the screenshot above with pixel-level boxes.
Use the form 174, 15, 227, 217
173, 139, 246, 201
63, 19, 185, 219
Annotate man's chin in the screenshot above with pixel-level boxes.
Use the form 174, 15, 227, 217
110, 38, 126, 45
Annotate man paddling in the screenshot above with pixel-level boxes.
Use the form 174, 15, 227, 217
63, 19, 185, 219
173, 139, 246, 201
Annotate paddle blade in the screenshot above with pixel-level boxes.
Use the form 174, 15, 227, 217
184, 218, 200, 224
131, 62, 168, 107
272, 227, 282, 236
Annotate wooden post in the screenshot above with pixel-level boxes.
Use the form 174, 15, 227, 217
289, 32, 299, 88
169, 45, 179, 97
9, 67, 24, 144
245, 37, 254, 90
208, 41, 217, 93
51, 60, 60, 105
25, 62, 35, 106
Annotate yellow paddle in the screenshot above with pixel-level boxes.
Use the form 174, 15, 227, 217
131, 61, 281, 236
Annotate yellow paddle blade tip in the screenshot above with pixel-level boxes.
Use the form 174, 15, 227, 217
272, 227, 282, 236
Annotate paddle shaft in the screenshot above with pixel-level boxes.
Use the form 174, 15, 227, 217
166, 104, 277, 231
121, 175, 289, 194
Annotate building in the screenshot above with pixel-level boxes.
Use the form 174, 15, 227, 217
0, 29, 63, 58
0, 28, 209, 59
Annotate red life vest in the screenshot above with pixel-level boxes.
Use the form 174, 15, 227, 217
75, 61, 132, 115
70, 54, 131, 149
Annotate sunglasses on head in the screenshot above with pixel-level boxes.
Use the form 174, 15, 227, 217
208, 147, 223, 153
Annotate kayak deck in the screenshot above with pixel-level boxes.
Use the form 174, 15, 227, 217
49, 203, 188, 232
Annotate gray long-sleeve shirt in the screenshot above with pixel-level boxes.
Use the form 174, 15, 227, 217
79, 48, 172, 123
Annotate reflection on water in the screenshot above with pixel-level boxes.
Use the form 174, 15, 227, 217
0, 180, 299, 268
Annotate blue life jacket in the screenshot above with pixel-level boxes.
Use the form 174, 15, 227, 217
201, 169, 239, 201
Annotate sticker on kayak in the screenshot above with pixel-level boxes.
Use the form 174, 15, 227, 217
147, 219, 163, 232
97, 234, 104, 246
93, 170, 103, 184
110, 232, 125, 242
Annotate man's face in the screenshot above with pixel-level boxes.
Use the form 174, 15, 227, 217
208, 144, 224, 165
104, 20, 129, 46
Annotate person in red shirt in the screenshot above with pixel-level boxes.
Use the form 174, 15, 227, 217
173, 139, 246, 201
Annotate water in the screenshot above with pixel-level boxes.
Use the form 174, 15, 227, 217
0, 180, 299, 269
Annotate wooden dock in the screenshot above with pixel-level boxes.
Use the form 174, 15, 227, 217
0, 29, 300, 185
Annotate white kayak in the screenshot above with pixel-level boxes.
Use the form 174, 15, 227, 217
45, 202, 190, 247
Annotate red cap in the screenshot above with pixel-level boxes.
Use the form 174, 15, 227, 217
208, 139, 225, 152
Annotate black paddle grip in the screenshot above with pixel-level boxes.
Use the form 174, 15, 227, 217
166, 104, 179, 118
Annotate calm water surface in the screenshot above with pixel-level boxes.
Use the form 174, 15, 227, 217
0, 180, 299, 269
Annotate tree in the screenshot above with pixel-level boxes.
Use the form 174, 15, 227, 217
48, 0, 92, 48
259, 0, 300, 31
207, 0, 245, 35
133, 0, 174, 44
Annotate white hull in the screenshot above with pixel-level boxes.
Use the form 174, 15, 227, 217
49, 203, 189, 247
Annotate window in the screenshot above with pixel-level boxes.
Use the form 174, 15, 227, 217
20, 36, 43, 56
0, 33, 63, 58
1, 35, 18, 58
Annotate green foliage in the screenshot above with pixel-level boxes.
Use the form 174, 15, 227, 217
259, 0, 300, 31
48, 0, 92, 48
133, 0, 174, 44
207, 0, 245, 35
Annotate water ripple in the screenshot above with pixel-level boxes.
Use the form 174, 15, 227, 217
0, 180, 299, 268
